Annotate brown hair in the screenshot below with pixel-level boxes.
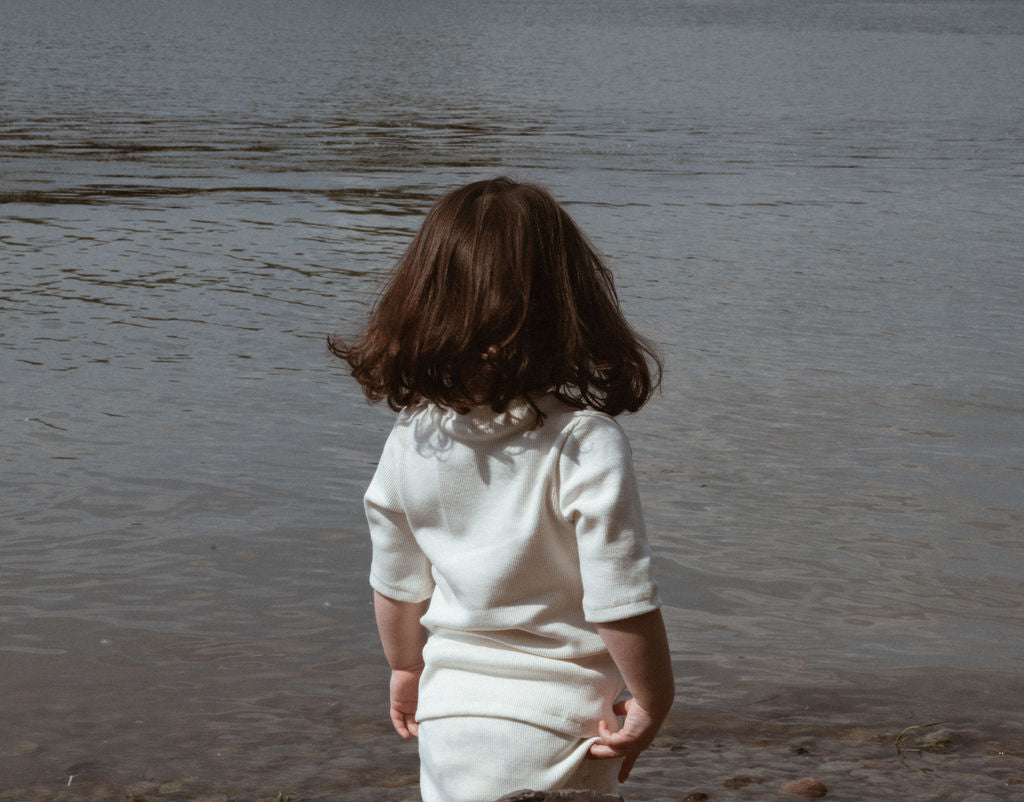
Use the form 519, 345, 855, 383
330, 177, 660, 417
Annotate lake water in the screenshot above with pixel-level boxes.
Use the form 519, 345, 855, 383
2, 1, 1022, 799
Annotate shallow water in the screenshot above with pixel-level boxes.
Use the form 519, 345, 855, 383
2, 1, 1023, 798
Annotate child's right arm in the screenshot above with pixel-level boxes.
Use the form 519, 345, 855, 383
374, 590, 430, 739
590, 608, 675, 782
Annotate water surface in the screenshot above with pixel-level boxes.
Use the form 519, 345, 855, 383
2, 1, 1023, 798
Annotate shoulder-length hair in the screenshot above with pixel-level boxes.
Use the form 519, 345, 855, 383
330, 177, 661, 417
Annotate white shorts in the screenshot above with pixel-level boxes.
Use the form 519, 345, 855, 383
418, 716, 620, 802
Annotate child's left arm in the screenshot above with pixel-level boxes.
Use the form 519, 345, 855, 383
373, 590, 430, 738
589, 608, 675, 782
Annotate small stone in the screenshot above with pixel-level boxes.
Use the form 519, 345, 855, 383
723, 776, 756, 789
782, 777, 828, 798
684, 794, 709, 802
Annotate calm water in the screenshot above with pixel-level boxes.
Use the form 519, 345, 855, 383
2, 1, 1023, 799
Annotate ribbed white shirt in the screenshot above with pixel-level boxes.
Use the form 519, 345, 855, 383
365, 393, 661, 730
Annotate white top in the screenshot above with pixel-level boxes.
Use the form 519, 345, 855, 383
365, 393, 661, 729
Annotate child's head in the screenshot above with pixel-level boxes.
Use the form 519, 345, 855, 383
333, 177, 660, 416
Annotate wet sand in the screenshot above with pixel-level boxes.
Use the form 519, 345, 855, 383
4, 664, 1021, 801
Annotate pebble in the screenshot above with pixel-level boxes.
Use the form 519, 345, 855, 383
782, 777, 828, 798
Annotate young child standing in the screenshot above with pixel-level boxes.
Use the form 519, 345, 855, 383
332, 178, 674, 801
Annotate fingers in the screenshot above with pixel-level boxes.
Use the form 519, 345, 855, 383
589, 730, 640, 781
588, 741, 620, 759
390, 708, 418, 739
593, 696, 667, 781
591, 713, 651, 780
390, 708, 411, 739
618, 754, 637, 783
596, 718, 634, 748
590, 720, 631, 757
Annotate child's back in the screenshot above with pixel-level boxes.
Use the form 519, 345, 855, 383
368, 394, 660, 733
333, 178, 674, 801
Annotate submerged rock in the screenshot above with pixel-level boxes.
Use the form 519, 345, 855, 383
722, 775, 757, 789
782, 776, 828, 797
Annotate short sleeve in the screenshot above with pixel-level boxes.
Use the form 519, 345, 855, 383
365, 421, 435, 603
556, 415, 661, 623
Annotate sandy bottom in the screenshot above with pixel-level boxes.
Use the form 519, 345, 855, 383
4, 697, 1021, 801
3, 640, 1022, 802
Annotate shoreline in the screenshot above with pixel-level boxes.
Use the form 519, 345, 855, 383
5, 671, 1022, 802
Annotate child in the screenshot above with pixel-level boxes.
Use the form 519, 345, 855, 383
332, 177, 674, 801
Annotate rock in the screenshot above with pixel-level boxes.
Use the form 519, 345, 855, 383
782, 777, 828, 798
722, 776, 756, 789
683, 794, 709, 802
493, 791, 624, 802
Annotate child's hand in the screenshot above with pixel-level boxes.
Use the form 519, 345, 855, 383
373, 592, 429, 739
591, 609, 675, 782
388, 663, 423, 739
588, 697, 663, 782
